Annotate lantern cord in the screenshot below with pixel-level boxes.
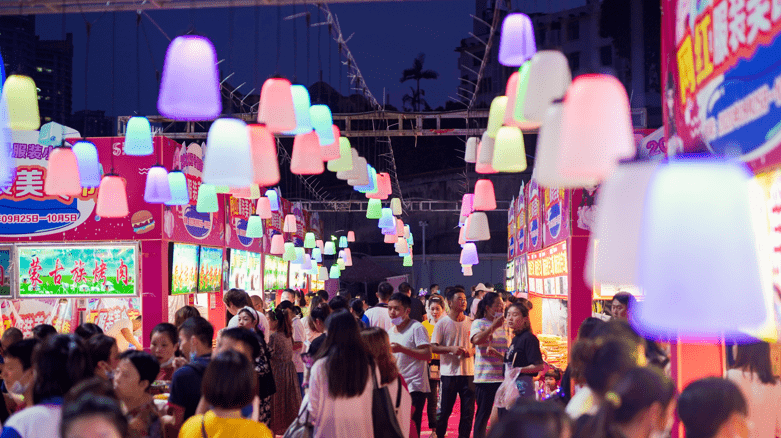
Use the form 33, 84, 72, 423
292, 2, 297, 83
111, 12, 115, 118
317, 6, 322, 82
306, 9, 310, 86
136, 13, 141, 116
140, 20, 161, 86
228, 1, 234, 115
254, 1, 260, 97
466, 0, 502, 110
276, 5, 282, 75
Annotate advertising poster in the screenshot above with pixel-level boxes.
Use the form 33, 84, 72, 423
527, 179, 542, 252
750, 170, 781, 341
198, 246, 223, 294
163, 141, 225, 248
515, 254, 528, 297
0, 248, 11, 297
662, 0, 781, 171
289, 263, 309, 291
171, 244, 199, 295
542, 188, 571, 247
17, 244, 137, 297
516, 182, 526, 255
508, 197, 516, 261
506, 260, 515, 293
229, 249, 263, 293
228, 196, 262, 251
86, 297, 142, 337
0, 132, 166, 242
264, 255, 287, 291
0, 298, 78, 337
527, 241, 569, 298
573, 188, 598, 236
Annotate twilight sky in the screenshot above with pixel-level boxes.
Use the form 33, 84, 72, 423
34, 0, 588, 117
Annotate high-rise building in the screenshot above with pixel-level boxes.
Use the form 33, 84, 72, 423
0, 15, 73, 126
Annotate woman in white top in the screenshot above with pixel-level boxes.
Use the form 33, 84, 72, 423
308, 310, 375, 438
726, 341, 781, 438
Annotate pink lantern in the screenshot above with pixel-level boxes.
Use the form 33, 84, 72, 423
460, 243, 479, 265
396, 219, 405, 237
460, 194, 474, 218
384, 233, 397, 244
559, 74, 635, 182
44, 147, 82, 196
503, 72, 521, 127
291, 132, 325, 175
473, 180, 497, 211
270, 234, 285, 255
463, 265, 473, 276
258, 78, 297, 133
283, 214, 296, 233
320, 126, 342, 161
378, 172, 392, 197
343, 248, 353, 266
249, 124, 280, 187
347, 231, 356, 242
395, 237, 409, 254
96, 174, 129, 218
458, 223, 468, 245
256, 197, 273, 219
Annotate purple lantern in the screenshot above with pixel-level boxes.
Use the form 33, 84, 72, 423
158, 35, 222, 121
460, 193, 475, 218
498, 13, 537, 67
144, 165, 172, 203
460, 243, 479, 265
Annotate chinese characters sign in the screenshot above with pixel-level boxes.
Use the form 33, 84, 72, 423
527, 241, 569, 297
16, 244, 137, 297
663, 0, 781, 169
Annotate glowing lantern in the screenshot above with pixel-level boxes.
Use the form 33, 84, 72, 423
258, 78, 297, 133
492, 126, 527, 173
96, 174, 129, 218
196, 183, 219, 213
270, 234, 285, 255
143, 165, 171, 204
246, 215, 264, 238
203, 118, 253, 187
124, 117, 154, 156
498, 13, 536, 66
473, 179, 497, 211
158, 36, 221, 120
44, 146, 81, 196
248, 124, 280, 186
72, 140, 101, 188
291, 131, 325, 175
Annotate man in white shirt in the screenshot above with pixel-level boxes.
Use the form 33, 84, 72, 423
279, 290, 306, 398
388, 292, 432, 436
364, 282, 394, 332
432, 288, 475, 438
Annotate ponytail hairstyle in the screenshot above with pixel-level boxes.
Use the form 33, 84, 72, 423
575, 367, 675, 438
270, 307, 292, 338
475, 292, 501, 320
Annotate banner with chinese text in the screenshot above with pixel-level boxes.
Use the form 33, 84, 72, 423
527, 179, 543, 251
527, 240, 569, 298
16, 244, 137, 297
516, 183, 526, 256
508, 197, 516, 261
542, 187, 571, 247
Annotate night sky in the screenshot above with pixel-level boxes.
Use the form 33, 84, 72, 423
34, 0, 588, 118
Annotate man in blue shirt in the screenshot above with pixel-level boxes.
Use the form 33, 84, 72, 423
167, 316, 213, 433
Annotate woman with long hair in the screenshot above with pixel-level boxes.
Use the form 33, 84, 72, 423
361, 327, 412, 438
309, 309, 375, 438
726, 341, 781, 438
227, 309, 275, 426
267, 307, 302, 435
470, 292, 507, 438
573, 367, 676, 438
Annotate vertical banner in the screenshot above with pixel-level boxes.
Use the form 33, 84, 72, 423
543, 188, 571, 247
527, 179, 542, 252
508, 197, 516, 261
516, 182, 526, 255
515, 254, 528, 297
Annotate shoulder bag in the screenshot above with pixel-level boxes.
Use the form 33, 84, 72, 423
371, 371, 404, 438
283, 395, 314, 438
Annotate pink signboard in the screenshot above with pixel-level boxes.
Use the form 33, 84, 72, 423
527, 179, 542, 252
542, 187, 571, 247
516, 182, 526, 256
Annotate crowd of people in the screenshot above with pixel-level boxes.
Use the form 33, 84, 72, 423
0, 286, 775, 438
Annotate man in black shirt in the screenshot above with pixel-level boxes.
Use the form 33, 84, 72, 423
399, 282, 425, 323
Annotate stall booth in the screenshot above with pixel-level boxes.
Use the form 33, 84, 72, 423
0, 130, 324, 346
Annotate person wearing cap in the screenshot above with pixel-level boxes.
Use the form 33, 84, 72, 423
469, 283, 493, 319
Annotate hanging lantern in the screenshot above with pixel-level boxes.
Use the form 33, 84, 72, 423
465, 137, 479, 163
365, 171, 386, 199
377, 173, 393, 198
293, 247, 305, 265
535, 102, 591, 188
318, 266, 329, 281
355, 165, 377, 193
265, 189, 280, 211
473, 180, 497, 211
215, 185, 230, 194
381, 225, 397, 236
492, 126, 527, 173
498, 13, 536, 66
486, 96, 508, 138
465, 212, 490, 241
258, 78, 297, 133
366, 198, 383, 219
96, 174, 129, 218
390, 198, 402, 216
476, 133, 497, 174
72, 140, 101, 188
337, 257, 346, 271
283, 214, 296, 233
511, 62, 539, 129
403, 255, 413, 267
231, 184, 261, 199
144, 165, 172, 203
291, 131, 325, 175
395, 219, 405, 237
334, 148, 360, 178
302, 254, 313, 271
270, 234, 285, 255
406, 232, 414, 246
523, 50, 571, 123
395, 237, 409, 254
124, 117, 154, 156
316, 239, 324, 252
324, 241, 336, 255
636, 160, 771, 341
282, 242, 297, 262
458, 223, 468, 245
310, 105, 335, 145
327, 138, 354, 172
347, 231, 356, 242
384, 233, 397, 244
347, 161, 370, 186
343, 248, 353, 266
3, 75, 40, 130
320, 126, 342, 161
283, 84, 313, 135
312, 247, 323, 263
196, 184, 219, 213
503, 72, 520, 127
378, 208, 395, 229
165, 170, 190, 205
585, 161, 658, 287
255, 197, 272, 219
158, 35, 221, 120
329, 264, 341, 279
309, 262, 319, 276
338, 153, 366, 181
559, 74, 635, 182
246, 215, 264, 238
460, 194, 475, 223
463, 265, 473, 276
339, 236, 348, 248
249, 124, 280, 186
403, 225, 410, 239
203, 118, 254, 187
44, 146, 81, 196
460, 243, 479, 265
304, 232, 317, 249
